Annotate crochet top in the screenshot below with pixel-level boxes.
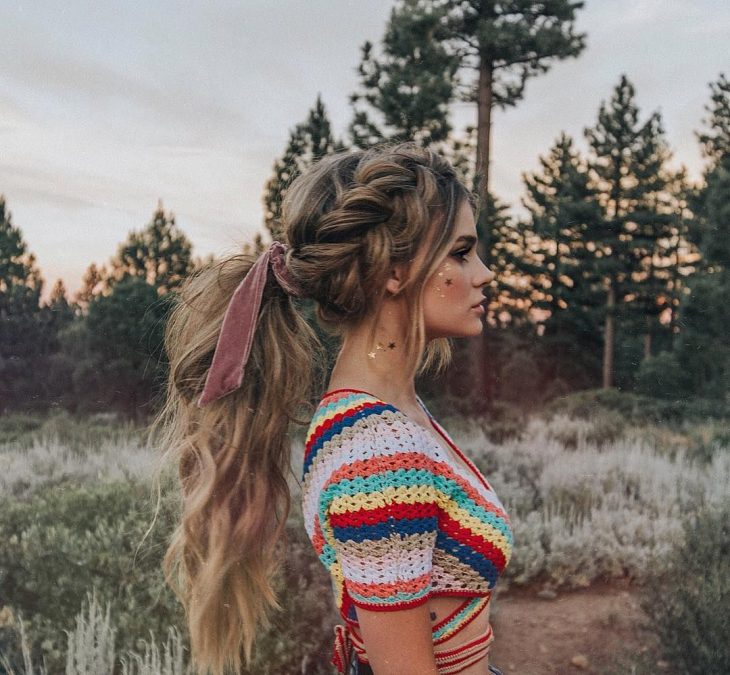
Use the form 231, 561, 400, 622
300, 388, 513, 673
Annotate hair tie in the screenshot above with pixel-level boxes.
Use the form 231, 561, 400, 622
197, 241, 307, 408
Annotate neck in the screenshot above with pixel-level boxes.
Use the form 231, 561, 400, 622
327, 297, 422, 409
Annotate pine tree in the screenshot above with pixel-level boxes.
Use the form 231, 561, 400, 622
109, 200, 194, 295
82, 275, 170, 419
697, 73, 730, 169
584, 75, 673, 387
0, 195, 45, 411
692, 73, 730, 271
521, 132, 604, 391
441, 0, 587, 259
74, 262, 107, 309
674, 73, 730, 399
263, 95, 342, 240
349, 0, 459, 147
661, 168, 702, 340
349, 0, 587, 260
0, 195, 43, 310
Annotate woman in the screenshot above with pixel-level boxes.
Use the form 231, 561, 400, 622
153, 143, 512, 675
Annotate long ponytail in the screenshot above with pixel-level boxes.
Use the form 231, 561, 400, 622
149, 251, 322, 674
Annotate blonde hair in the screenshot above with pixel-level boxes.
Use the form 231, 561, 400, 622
149, 142, 472, 674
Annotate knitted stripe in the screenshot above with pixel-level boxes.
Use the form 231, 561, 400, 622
303, 399, 391, 477
432, 595, 490, 644
435, 626, 494, 674
301, 389, 513, 655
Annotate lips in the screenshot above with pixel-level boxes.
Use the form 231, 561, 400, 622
471, 298, 486, 308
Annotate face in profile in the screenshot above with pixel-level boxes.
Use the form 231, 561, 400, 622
422, 201, 494, 340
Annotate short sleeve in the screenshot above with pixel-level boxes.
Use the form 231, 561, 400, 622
323, 409, 440, 611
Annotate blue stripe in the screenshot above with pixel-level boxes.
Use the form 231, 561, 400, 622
436, 531, 500, 588
332, 515, 438, 543
302, 401, 397, 478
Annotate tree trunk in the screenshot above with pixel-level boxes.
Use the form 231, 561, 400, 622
644, 317, 652, 360
475, 55, 493, 265
603, 281, 615, 388
465, 55, 495, 414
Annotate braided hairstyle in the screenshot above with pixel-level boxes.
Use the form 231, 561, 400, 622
285, 142, 473, 375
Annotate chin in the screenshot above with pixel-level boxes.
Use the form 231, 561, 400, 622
427, 319, 484, 340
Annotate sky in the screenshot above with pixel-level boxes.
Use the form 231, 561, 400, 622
1, 0, 728, 303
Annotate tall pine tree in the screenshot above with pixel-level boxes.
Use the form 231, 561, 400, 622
584, 75, 673, 388
674, 73, 730, 399
349, 0, 459, 148
441, 0, 586, 259
521, 132, 604, 392
0, 195, 45, 411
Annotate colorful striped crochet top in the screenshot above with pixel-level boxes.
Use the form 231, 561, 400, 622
301, 389, 513, 673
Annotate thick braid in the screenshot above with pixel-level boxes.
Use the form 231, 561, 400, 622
282, 143, 469, 326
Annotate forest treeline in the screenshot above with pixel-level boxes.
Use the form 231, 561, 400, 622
0, 0, 728, 420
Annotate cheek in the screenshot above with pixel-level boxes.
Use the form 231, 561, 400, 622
429, 261, 466, 298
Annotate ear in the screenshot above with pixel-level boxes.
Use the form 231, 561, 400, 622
385, 262, 406, 296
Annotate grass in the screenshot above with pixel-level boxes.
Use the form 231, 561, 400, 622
0, 402, 727, 673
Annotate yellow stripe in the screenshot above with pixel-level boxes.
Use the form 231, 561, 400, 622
309, 394, 376, 431
329, 484, 441, 514
440, 499, 510, 546
329, 487, 509, 549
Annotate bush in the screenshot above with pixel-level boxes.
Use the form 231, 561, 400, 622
0, 478, 341, 674
0, 480, 185, 674
642, 506, 730, 674
543, 388, 729, 428
635, 351, 693, 400
0, 410, 142, 453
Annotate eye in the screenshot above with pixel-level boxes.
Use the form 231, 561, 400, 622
452, 248, 470, 263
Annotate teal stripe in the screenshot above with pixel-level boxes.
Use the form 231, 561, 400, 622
432, 596, 483, 640
348, 586, 430, 606
318, 470, 512, 544
309, 392, 371, 430
432, 475, 513, 543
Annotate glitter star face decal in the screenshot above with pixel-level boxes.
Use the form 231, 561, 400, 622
434, 262, 452, 298
368, 351, 376, 359
388, 342, 396, 350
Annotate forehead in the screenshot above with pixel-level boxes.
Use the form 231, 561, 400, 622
451, 201, 477, 238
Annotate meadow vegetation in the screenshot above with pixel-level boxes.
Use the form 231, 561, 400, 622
0, 391, 727, 674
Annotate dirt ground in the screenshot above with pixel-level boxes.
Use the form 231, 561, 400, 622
488, 580, 666, 675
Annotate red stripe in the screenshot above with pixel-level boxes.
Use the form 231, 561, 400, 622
329, 501, 439, 528
440, 512, 507, 571
436, 627, 492, 658
432, 595, 490, 644
304, 400, 381, 458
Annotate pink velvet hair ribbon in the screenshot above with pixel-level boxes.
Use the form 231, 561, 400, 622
196, 241, 306, 408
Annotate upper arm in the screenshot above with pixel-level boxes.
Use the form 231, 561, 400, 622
355, 603, 439, 675
324, 412, 441, 672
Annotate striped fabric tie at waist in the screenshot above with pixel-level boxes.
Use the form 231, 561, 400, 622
331, 597, 493, 675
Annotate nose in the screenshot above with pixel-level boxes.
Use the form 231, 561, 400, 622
475, 255, 495, 287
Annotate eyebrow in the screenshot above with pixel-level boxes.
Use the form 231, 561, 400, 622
453, 235, 477, 246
